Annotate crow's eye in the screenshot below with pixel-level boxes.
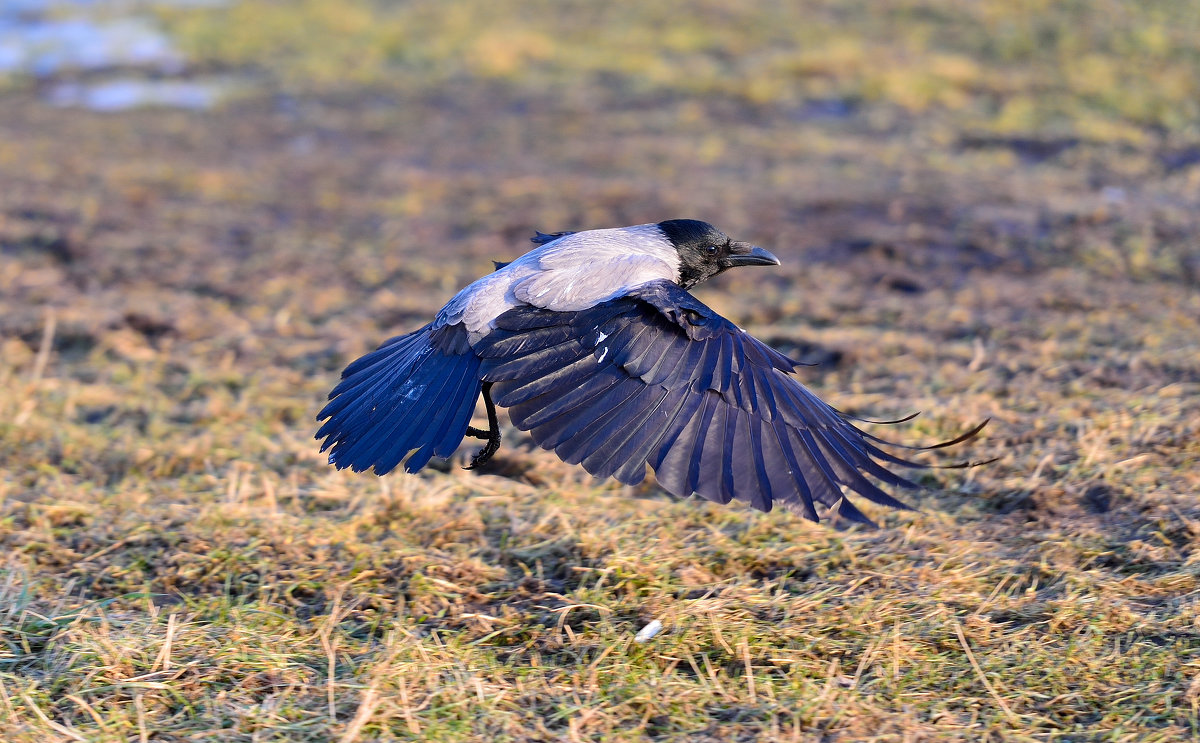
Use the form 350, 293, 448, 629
705, 245, 719, 254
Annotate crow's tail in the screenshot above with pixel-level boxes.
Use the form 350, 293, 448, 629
316, 324, 483, 475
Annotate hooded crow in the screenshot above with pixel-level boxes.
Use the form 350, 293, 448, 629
316, 219, 984, 526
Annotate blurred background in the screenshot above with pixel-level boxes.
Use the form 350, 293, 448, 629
1, 1, 1198, 740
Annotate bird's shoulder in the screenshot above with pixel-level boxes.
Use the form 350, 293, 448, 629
627, 281, 800, 368
490, 279, 802, 375
620, 280, 729, 339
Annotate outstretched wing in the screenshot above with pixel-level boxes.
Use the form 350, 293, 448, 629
316, 323, 483, 476
475, 280, 972, 525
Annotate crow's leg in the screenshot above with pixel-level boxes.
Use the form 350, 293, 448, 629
464, 382, 501, 469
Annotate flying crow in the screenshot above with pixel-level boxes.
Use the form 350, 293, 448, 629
316, 219, 983, 525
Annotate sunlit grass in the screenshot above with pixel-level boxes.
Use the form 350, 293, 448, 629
162, 0, 1200, 135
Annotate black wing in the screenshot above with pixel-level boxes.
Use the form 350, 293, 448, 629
476, 280, 974, 525
316, 323, 483, 475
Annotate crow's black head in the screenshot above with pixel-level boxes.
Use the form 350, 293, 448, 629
657, 219, 779, 289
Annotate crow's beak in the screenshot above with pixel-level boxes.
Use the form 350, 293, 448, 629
725, 244, 780, 267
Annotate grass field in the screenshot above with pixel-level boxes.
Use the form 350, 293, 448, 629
2, 1, 1199, 740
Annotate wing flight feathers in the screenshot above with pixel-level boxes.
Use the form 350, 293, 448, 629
476, 280, 984, 525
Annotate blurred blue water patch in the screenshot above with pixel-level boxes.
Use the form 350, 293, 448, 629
0, 0, 236, 111
0, 16, 182, 75
47, 77, 233, 110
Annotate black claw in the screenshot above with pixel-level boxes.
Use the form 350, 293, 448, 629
467, 435, 501, 469
464, 383, 501, 470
